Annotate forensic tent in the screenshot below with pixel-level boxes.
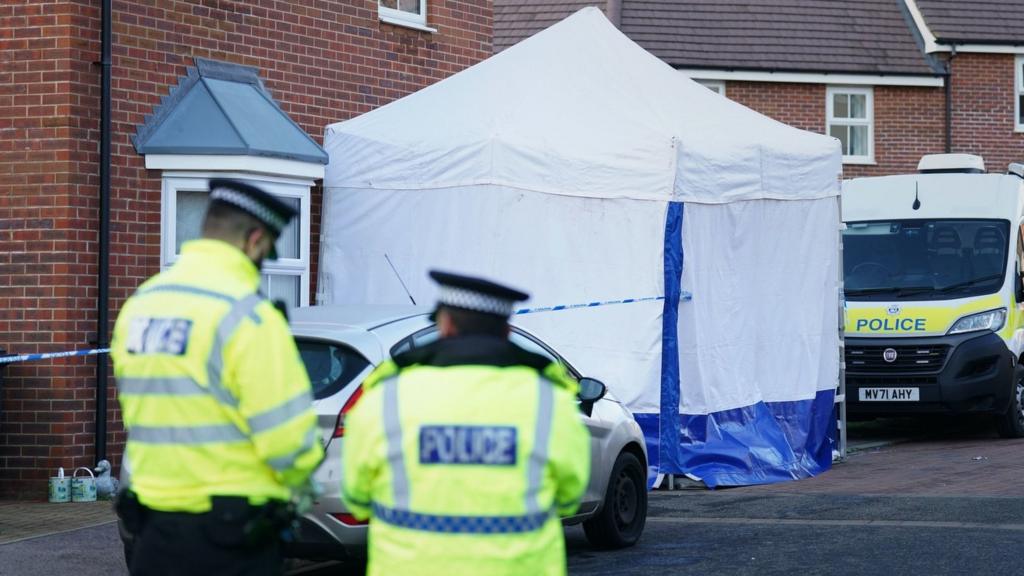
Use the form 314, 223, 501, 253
319, 8, 843, 487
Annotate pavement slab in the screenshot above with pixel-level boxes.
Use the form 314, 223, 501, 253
0, 501, 116, 546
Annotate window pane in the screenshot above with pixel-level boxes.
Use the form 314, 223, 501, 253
1019, 95, 1024, 124
176, 190, 209, 253
261, 274, 301, 308
379, 0, 398, 8
509, 331, 559, 364
398, 0, 421, 14
296, 339, 370, 400
850, 94, 867, 119
833, 93, 849, 119
850, 125, 869, 157
830, 125, 849, 155
274, 196, 301, 260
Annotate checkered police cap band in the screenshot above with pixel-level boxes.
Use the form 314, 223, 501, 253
210, 187, 289, 234
438, 285, 515, 317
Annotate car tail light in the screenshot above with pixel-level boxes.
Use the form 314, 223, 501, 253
332, 386, 364, 438
330, 512, 369, 526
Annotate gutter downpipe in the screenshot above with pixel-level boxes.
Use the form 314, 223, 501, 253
607, 0, 622, 28
945, 46, 956, 153
96, 0, 112, 463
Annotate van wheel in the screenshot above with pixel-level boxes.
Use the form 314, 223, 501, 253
583, 451, 647, 549
995, 368, 1024, 438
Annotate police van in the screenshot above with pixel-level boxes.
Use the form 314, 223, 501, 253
842, 154, 1024, 437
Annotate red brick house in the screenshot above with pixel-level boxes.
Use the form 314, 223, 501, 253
0, 0, 491, 498
495, 0, 1024, 178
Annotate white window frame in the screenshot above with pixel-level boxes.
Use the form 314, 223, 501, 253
1015, 56, 1024, 132
694, 79, 726, 96
160, 172, 312, 307
379, 0, 435, 33
827, 86, 875, 165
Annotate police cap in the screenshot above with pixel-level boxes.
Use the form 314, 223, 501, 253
429, 270, 529, 320
208, 178, 298, 260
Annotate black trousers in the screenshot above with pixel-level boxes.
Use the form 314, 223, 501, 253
129, 509, 283, 576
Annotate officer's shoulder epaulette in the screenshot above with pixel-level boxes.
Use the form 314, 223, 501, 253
361, 360, 401, 391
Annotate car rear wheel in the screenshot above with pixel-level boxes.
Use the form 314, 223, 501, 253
583, 451, 647, 549
995, 367, 1024, 438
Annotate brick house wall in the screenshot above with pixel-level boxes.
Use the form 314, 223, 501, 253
723, 56, 1024, 180
949, 53, 1024, 173
0, 0, 492, 499
726, 81, 947, 179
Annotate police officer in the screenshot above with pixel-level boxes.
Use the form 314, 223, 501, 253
341, 271, 591, 576
111, 179, 322, 575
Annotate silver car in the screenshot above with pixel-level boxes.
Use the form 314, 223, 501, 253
285, 305, 649, 560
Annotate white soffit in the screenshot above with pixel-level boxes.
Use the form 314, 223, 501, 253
677, 69, 944, 87
145, 154, 325, 180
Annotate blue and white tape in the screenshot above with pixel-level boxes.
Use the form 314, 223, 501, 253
514, 292, 692, 316
0, 293, 694, 364
0, 348, 111, 365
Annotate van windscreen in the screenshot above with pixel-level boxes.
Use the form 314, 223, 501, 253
843, 219, 1010, 301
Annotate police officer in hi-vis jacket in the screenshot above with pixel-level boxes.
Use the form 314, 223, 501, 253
111, 178, 322, 575
341, 270, 591, 576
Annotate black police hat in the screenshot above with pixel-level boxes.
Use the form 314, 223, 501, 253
429, 270, 529, 320
208, 178, 298, 260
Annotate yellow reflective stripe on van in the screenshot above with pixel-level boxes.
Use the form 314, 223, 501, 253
846, 294, 1005, 336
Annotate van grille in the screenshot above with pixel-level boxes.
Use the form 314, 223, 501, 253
845, 345, 950, 373
847, 375, 938, 387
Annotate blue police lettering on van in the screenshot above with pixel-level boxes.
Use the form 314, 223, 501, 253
419, 425, 518, 466
854, 318, 927, 332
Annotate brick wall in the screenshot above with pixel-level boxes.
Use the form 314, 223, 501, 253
0, 0, 103, 499
949, 53, 1024, 172
726, 81, 826, 135
1, 0, 492, 499
726, 80, 946, 178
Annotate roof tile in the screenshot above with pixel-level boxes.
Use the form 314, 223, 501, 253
916, 0, 1024, 45
495, 1, 941, 76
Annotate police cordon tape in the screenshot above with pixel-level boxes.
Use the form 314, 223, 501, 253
513, 292, 692, 315
0, 347, 111, 365
0, 292, 693, 364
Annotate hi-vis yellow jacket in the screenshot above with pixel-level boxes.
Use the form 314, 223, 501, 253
341, 336, 591, 576
111, 239, 322, 513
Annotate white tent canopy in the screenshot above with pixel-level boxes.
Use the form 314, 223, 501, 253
321, 8, 842, 487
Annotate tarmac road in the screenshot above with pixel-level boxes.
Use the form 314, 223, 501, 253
4, 416, 1022, 576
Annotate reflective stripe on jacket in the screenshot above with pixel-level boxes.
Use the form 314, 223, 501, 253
112, 239, 322, 513
342, 345, 590, 576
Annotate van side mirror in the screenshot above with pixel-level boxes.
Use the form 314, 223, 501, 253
1016, 271, 1024, 303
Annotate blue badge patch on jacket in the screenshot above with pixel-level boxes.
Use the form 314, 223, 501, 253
419, 425, 518, 466
126, 317, 193, 356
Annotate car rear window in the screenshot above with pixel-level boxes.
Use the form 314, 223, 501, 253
297, 339, 370, 400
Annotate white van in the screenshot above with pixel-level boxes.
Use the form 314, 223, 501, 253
842, 154, 1024, 437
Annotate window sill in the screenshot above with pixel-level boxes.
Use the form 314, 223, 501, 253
379, 14, 437, 33
842, 158, 877, 166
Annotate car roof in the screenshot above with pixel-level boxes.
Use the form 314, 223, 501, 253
290, 304, 432, 331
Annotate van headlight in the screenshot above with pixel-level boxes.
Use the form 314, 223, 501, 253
948, 308, 1007, 335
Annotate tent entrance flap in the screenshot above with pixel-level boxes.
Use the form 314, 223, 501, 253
658, 202, 684, 474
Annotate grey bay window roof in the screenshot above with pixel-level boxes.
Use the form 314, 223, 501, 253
133, 58, 328, 165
